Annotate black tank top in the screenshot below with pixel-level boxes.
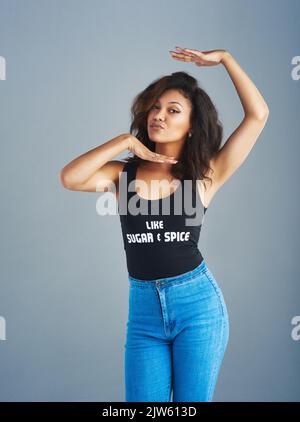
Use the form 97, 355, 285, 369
118, 160, 207, 280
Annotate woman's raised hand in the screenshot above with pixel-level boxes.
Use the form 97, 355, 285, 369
169, 46, 228, 66
127, 135, 178, 164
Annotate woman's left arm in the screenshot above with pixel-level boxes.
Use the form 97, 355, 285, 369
211, 51, 269, 187
171, 48, 270, 188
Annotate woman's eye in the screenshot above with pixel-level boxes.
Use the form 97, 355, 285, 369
152, 105, 179, 113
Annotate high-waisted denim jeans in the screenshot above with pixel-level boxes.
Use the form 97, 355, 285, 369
124, 260, 229, 402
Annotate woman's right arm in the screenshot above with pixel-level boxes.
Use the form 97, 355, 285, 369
59, 133, 131, 193
59, 133, 177, 193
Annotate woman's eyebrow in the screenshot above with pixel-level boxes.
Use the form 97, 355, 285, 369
157, 100, 184, 108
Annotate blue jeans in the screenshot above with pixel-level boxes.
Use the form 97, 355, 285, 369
124, 260, 229, 402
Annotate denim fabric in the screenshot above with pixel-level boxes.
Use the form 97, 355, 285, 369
124, 260, 229, 402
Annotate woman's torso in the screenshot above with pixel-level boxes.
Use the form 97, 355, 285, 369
117, 160, 208, 280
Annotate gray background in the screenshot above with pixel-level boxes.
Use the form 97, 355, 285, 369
0, 0, 299, 401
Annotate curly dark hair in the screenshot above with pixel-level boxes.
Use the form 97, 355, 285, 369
124, 71, 223, 192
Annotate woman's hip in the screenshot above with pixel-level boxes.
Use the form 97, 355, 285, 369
127, 260, 229, 328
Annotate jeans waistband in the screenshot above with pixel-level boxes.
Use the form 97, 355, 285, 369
128, 260, 207, 289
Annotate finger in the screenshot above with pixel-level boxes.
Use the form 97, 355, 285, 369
161, 157, 179, 163
171, 49, 192, 56
150, 152, 166, 162
164, 156, 178, 162
170, 51, 194, 61
151, 153, 177, 163
156, 152, 178, 161
176, 46, 197, 53
185, 49, 204, 58
175, 46, 190, 51
148, 156, 165, 163
175, 47, 201, 57
175, 46, 194, 53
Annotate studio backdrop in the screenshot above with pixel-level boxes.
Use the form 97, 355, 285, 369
0, 0, 299, 402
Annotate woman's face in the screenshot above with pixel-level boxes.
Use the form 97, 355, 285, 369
147, 89, 192, 143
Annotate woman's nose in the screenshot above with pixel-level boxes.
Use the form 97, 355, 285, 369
155, 110, 166, 120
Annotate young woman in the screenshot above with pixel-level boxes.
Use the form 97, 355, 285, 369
60, 47, 269, 402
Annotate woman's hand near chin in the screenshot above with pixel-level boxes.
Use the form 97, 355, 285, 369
127, 135, 178, 164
